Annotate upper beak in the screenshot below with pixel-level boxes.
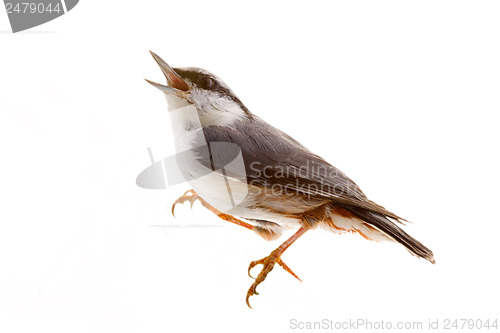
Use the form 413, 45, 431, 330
146, 51, 190, 96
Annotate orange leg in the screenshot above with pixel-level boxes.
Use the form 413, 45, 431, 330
246, 226, 307, 308
172, 189, 303, 308
171, 189, 254, 230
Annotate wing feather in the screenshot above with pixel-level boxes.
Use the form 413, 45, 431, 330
198, 117, 404, 221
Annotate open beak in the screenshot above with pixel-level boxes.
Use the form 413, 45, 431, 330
145, 51, 190, 97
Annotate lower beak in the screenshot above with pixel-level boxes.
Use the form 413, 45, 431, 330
146, 51, 189, 97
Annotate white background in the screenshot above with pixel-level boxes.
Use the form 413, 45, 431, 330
1, 1, 499, 332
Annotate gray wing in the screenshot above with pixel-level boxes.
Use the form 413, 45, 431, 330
198, 117, 404, 220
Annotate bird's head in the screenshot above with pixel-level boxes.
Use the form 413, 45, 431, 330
146, 51, 251, 126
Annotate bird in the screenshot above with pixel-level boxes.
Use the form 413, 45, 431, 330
145, 51, 435, 308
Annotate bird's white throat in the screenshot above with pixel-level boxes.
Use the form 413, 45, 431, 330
164, 95, 202, 153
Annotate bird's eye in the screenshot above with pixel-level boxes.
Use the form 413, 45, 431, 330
199, 77, 215, 90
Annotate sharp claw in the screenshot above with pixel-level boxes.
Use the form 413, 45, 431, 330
247, 260, 259, 279
246, 294, 253, 309
246, 283, 260, 309
244, 228, 306, 308
245, 257, 276, 308
171, 199, 184, 218
245, 252, 301, 307
189, 197, 196, 208
248, 267, 254, 279
277, 259, 302, 282
171, 190, 198, 217
248, 258, 267, 279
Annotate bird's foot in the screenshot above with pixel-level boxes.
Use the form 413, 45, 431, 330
171, 189, 200, 216
246, 249, 301, 308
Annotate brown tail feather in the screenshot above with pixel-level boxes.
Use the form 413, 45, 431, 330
346, 207, 435, 264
